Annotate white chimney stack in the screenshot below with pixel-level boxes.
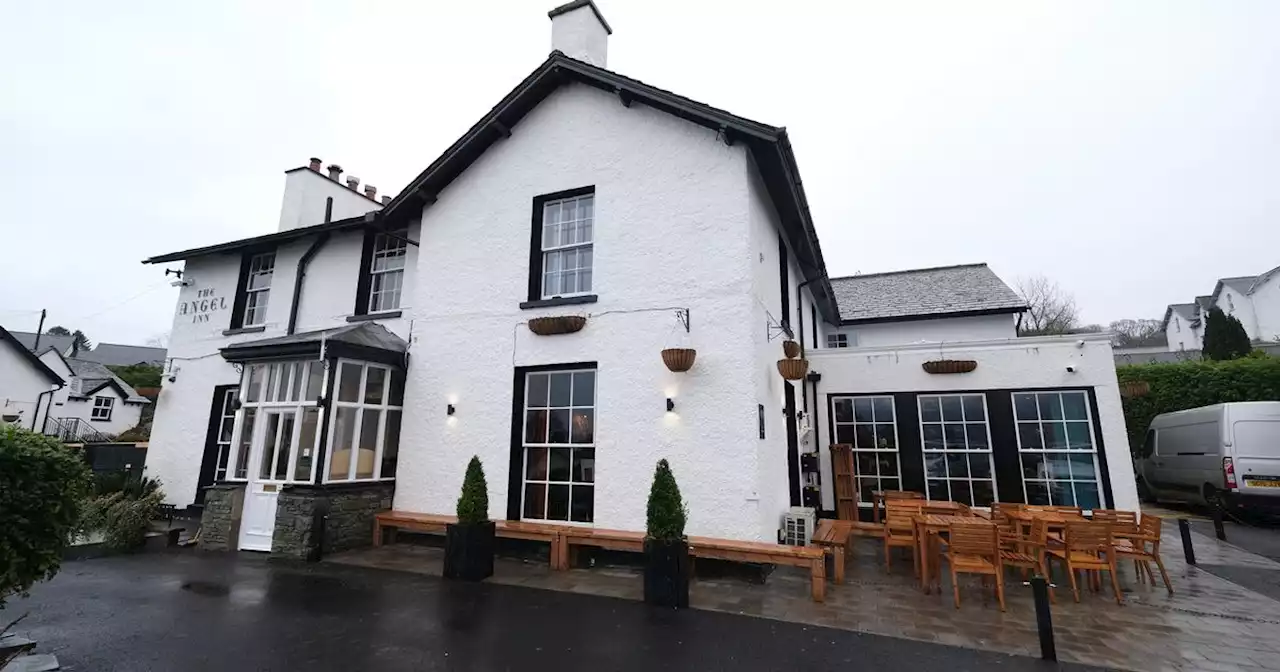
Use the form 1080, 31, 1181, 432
278, 158, 384, 232
549, 0, 611, 68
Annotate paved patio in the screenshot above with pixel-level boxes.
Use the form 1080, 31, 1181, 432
331, 521, 1280, 672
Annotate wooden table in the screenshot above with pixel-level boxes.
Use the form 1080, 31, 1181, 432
872, 492, 961, 523
914, 514, 991, 593
1004, 508, 1085, 536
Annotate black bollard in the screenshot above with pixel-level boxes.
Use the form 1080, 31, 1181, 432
1031, 576, 1057, 661
1178, 518, 1196, 565
1212, 506, 1227, 541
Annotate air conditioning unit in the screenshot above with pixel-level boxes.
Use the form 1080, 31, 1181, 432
780, 507, 816, 546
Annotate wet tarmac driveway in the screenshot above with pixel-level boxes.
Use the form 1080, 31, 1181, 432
13, 551, 1099, 671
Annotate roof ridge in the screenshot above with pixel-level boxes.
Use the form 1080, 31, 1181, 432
829, 263, 989, 282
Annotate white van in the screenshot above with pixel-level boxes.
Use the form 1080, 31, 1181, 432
1135, 401, 1280, 511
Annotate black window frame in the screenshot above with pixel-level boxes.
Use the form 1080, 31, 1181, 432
230, 247, 278, 330
777, 234, 791, 332
507, 361, 598, 521
354, 227, 409, 318
522, 186, 599, 309
90, 396, 114, 422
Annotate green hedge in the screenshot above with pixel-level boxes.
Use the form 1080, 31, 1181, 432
1117, 355, 1280, 456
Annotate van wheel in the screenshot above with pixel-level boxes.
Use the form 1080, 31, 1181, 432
1137, 478, 1156, 504
1203, 485, 1229, 515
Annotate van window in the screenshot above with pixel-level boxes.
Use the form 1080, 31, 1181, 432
1233, 421, 1280, 458
1142, 430, 1156, 458
1159, 422, 1219, 456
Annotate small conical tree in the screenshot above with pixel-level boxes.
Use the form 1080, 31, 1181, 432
1203, 308, 1252, 361
645, 459, 686, 542
456, 456, 489, 524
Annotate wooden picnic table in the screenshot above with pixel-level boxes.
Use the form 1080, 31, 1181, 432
914, 514, 992, 594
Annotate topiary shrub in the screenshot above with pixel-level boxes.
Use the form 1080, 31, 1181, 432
645, 459, 687, 542
0, 426, 92, 608
456, 456, 489, 524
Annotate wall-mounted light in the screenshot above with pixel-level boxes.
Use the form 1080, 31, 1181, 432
447, 403, 456, 416
666, 398, 675, 413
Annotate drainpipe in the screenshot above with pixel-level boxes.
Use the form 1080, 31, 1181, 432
796, 274, 827, 412
31, 382, 62, 432
287, 233, 330, 335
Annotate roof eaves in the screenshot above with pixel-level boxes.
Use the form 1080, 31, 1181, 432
142, 214, 369, 264
840, 306, 1025, 326
0, 326, 64, 386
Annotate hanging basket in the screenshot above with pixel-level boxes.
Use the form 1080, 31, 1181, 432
1119, 380, 1150, 398
527, 315, 587, 336
661, 348, 697, 373
777, 358, 809, 381
782, 339, 801, 359
1, 413, 20, 423
921, 359, 977, 375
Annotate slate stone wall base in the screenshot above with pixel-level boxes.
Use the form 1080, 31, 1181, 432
271, 482, 395, 561
198, 484, 245, 552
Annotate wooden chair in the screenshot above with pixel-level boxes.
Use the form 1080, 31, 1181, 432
1045, 505, 1083, 515
940, 522, 1005, 611
1092, 509, 1140, 539
1000, 517, 1055, 603
883, 502, 922, 574
875, 490, 924, 524
990, 509, 1022, 551
1113, 514, 1173, 595
1048, 522, 1122, 604
922, 504, 962, 517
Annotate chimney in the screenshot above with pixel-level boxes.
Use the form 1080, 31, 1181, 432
364, 185, 377, 200
327, 164, 343, 181
308, 157, 322, 171
381, 196, 392, 205
346, 176, 360, 190
549, 0, 611, 68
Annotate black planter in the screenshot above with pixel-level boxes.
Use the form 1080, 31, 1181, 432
643, 538, 690, 608
443, 521, 495, 581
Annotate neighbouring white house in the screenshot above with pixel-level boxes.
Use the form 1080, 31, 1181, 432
0, 325, 64, 431
140, 0, 1135, 557
7, 330, 167, 367
1162, 267, 1280, 351
37, 348, 149, 440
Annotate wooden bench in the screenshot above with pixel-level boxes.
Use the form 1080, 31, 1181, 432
560, 527, 645, 569
811, 520, 852, 585
688, 536, 827, 602
373, 511, 567, 569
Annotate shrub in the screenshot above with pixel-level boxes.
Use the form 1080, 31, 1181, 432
1202, 307, 1252, 361
1117, 356, 1280, 456
0, 426, 92, 608
456, 456, 490, 524
645, 459, 687, 542
77, 491, 163, 551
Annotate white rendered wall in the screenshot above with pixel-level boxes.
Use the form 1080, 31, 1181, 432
808, 334, 1137, 513
550, 5, 608, 67
1216, 286, 1259, 341
1250, 276, 1280, 343
147, 222, 419, 506
1, 344, 56, 429
394, 82, 774, 541
829, 314, 1018, 349
37, 350, 143, 436
278, 168, 382, 232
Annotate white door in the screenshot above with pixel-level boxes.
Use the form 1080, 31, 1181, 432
238, 410, 297, 551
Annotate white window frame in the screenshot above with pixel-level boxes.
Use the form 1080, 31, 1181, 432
917, 394, 998, 507
368, 229, 408, 313
521, 368, 597, 525
322, 359, 403, 483
214, 388, 238, 481
243, 252, 276, 327
826, 333, 849, 348
830, 395, 901, 505
540, 194, 594, 299
1013, 391, 1104, 510
226, 360, 326, 484
91, 396, 114, 421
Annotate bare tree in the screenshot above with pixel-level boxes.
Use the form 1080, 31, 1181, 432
1014, 275, 1080, 335
1108, 318, 1165, 348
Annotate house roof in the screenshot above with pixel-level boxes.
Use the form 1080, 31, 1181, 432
64, 357, 149, 404
220, 322, 409, 368
77, 342, 167, 367
1248, 265, 1280, 293
1161, 303, 1197, 330
829, 263, 1027, 324
0, 326, 64, 386
142, 214, 369, 264
1213, 275, 1259, 300
8, 330, 75, 354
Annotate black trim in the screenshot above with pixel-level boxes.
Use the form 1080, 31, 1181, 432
222, 326, 266, 336
519, 295, 598, 310
143, 215, 364, 265
346, 311, 402, 322
0, 325, 64, 385
313, 360, 340, 485
840, 307, 1025, 327
810, 303, 818, 351
506, 361, 598, 521
353, 230, 377, 316
1086, 388, 1114, 508
195, 385, 237, 505
785, 382, 800, 507
229, 252, 253, 330
528, 186, 595, 302
778, 234, 791, 330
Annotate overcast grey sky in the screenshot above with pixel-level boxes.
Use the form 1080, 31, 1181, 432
2, 1, 1277, 344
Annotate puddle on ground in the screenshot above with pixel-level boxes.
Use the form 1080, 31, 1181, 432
181, 581, 230, 597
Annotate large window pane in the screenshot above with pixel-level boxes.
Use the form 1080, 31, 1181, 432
338, 362, 362, 402
295, 408, 320, 481
234, 408, 256, 479
381, 410, 401, 479
304, 361, 323, 400
364, 367, 386, 405
329, 407, 357, 480
918, 394, 995, 506
356, 409, 381, 479
832, 396, 903, 504
273, 413, 295, 481
523, 367, 597, 522
1015, 391, 1102, 509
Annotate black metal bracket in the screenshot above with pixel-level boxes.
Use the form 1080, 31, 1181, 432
767, 319, 793, 342
674, 308, 690, 333
164, 268, 184, 279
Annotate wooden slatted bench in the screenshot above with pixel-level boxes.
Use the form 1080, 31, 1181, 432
811, 520, 852, 585
560, 527, 645, 569
373, 512, 567, 569
688, 536, 827, 602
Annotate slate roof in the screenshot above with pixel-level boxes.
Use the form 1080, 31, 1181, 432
829, 263, 1027, 324
224, 323, 408, 352
1161, 303, 1197, 330
0, 326, 64, 385
220, 323, 409, 367
78, 343, 167, 367
65, 357, 149, 404
1218, 276, 1259, 294
8, 331, 76, 354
